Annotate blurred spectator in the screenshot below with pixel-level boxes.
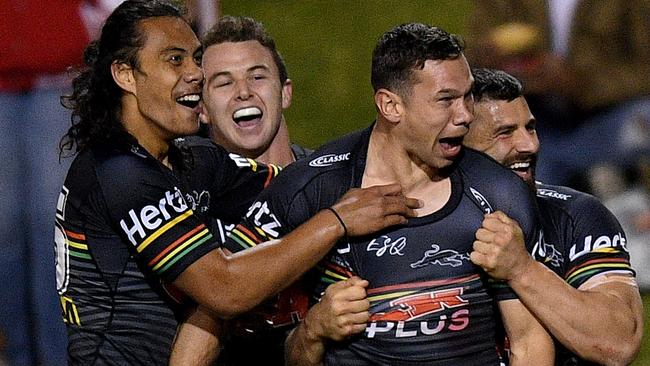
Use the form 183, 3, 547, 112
0, 1, 120, 364
591, 160, 650, 291
465, 0, 650, 187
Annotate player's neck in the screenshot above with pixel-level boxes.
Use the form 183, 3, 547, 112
121, 100, 171, 166
364, 125, 451, 216
254, 119, 295, 167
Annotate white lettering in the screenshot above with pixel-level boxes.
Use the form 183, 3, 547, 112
367, 235, 406, 257
229, 153, 252, 168
420, 316, 446, 335
366, 322, 395, 338
593, 235, 612, 250
119, 188, 189, 246
120, 209, 146, 246
570, 233, 628, 261
396, 321, 417, 338
158, 197, 171, 220
308, 153, 351, 167
366, 309, 471, 339
537, 188, 572, 200
246, 201, 282, 238
166, 189, 188, 212
140, 205, 161, 230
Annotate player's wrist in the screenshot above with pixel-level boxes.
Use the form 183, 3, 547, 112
322, 207, 348, 240
508, 254, 538, 285
303, 302, 327, 342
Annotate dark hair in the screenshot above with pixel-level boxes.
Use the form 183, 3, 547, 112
471, 68, 523, 102
371, 23, 464, 95
202, 16, 288, 84
60, 0, 183, 156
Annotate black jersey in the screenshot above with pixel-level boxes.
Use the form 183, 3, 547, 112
533, 183, 634, 366
223, 125, 540, 365
54, 136, 277, 365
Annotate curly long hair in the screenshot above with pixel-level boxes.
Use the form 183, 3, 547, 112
60, 0, 182, 157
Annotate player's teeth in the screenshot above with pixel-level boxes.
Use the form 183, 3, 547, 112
177, 94, 200, 102
509, 162, 530, 169
233, 107, 262, 119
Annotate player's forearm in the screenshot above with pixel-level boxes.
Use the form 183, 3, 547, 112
176, 209, 343, 318
509, 261, 642, 365
169, 306, 222, 366
500, 299, 555, 366
224, 209, 343, 310
285, 312, 326, 366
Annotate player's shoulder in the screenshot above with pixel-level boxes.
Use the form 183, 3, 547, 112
172, 135, 229, 163
458, 147, 528, 192
173, 135, 223, 151
535, 182, 610, 216
274, 128, 366, 190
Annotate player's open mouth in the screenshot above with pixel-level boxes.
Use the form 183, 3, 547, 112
176, 94, 201, 108
508, 161, 531, 173
439, 136, 463, 149
232, 107, 263, 127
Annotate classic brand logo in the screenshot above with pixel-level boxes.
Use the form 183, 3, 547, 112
537, 188, 572, 201
308, 153, 351, 167
120, 188, 188, 246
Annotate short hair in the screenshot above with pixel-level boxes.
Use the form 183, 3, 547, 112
203, 16, 288, 84
371, 23, 464, 95
60, 0, 184, 156
471, 68, 523, 102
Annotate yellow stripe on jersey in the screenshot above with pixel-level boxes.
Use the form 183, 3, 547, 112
137, 210, 193, 253
67, 240, 87, 250
152, 228, 210, 271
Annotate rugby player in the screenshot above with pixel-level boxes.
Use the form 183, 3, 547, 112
199, 16, 313, 365
232, 23, 555, 365
465, 68, 643, 365
55, 1, 418, 364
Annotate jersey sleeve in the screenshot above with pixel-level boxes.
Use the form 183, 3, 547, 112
97, 155, 219, 282
459, 150, 542, 301
222, 163, 313, 253
560, 195, 633, 288
209, 152, 281, 223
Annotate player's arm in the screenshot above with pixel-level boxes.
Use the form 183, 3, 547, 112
169, 306, 223, 366
285, 277, 370, 366
472, 211, 643, 365
174, 184, 419, 318
499, 298, 554, 365
510, 262, 642, 365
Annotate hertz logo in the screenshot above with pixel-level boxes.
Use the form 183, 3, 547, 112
119, 188, 188, 246
309, 153, 351, 167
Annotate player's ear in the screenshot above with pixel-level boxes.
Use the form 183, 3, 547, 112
374, 88, 404, 123
111, 61, 136, 95
281, 78, 293, 110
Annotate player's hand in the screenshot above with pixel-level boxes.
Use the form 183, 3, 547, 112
330, 184, 420, 236
306, 277, 370, 342
470, 211, 534, 281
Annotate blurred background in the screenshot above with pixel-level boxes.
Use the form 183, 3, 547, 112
1, 0, 648, 364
